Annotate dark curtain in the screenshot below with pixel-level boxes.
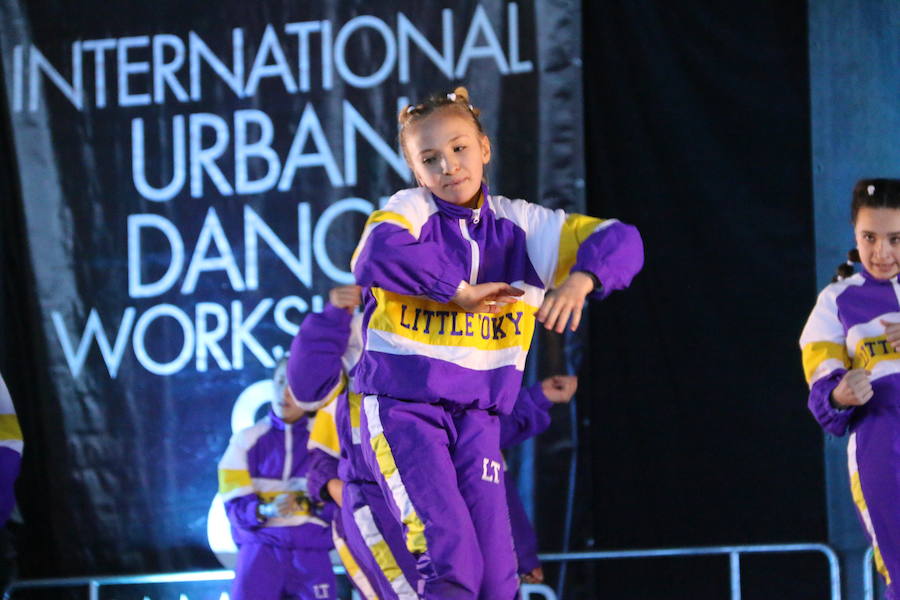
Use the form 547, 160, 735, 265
540, 1, 826, 597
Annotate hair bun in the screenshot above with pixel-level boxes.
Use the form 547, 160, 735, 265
452, 86, 471, 104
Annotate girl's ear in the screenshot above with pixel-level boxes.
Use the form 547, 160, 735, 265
480, 134, 492, 165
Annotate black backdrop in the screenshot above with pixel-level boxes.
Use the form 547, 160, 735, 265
0, 1, 828, 598
533, 1, 825, 598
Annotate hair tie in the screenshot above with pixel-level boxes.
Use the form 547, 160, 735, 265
868, 184, 876, 195
447, 92, 457, 101
406, 105, 415, 114
847, 259, 854, 266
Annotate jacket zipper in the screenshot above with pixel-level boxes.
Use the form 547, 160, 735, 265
459, 216, 480, 284
282, 423, 293, 482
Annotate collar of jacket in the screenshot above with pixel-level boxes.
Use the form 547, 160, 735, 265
860, 267, 900, 285
267, 408, 308, 431
430, 183, 491, 221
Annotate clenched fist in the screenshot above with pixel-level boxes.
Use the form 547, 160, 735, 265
830, 369, 873, 409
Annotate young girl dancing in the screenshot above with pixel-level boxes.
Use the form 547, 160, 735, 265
800, 178, 900, 599
351, 86, 643, 599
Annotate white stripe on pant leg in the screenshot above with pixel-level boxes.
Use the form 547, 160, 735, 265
331, 521, 378, 599
362, 395, 429, 556
848, 432, 892, 584
353, 504, 418, 599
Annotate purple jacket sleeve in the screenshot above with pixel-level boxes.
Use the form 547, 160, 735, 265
573, 221, 644, 300
225, 494, 263, 531
506, 476, 540, 574
0, 448, 20, 525
288, 303, 351, 406
352, 220, 465, 302
500, 383, 553, 450
808, 368, 856, 436
306, 448, 339, 504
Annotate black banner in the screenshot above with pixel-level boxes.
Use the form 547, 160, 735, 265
0, 1, 583, 574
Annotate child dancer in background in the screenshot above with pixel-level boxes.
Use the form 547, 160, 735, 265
294, 285, 578, 598
800, 179, 900, 600
351, 86, 643, 598
217, 359, 336, 600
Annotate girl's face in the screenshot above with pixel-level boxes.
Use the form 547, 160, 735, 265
855, 206, 900, 280
405, 111, 491, 207
272, 384, 305, 424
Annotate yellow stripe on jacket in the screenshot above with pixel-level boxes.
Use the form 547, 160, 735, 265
350, 210, 416, 270
308, 395, 341, 458
0, 414, 22, 445
553, 214, 606, 287
801, 341, 850, 384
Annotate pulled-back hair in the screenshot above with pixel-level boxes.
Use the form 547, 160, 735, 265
397, 86, 486, 164
833, 178, 900, 281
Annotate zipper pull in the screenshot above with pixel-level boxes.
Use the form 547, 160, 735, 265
472, 208, 481, 224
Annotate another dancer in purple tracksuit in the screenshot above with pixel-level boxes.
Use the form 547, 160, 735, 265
800, 179, 900, 599
217, 360, 337, 600
350, 86, 643, 599
294, 286, 577, 599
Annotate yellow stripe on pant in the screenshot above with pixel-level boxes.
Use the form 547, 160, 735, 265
369, 432, 428, 555
332, 521, 379, 600
352, 503, 418, 599
848, 433, 892, 584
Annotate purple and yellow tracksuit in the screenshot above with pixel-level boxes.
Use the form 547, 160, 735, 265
0, 375, 21, 526
293, 305, 560, 599
217, 410, 336, 600
350, 186, 643, 599
801, 269, 900, 599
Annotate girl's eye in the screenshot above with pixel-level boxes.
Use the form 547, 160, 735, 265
423, 157, 435, 165
864, 233, 876, 242
454, 145, 465, 152
891, 236, 900, 245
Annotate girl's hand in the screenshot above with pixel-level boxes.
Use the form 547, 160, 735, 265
831, 369, 873, 408
326, 478, 344, 508
451, 282, 524, 314
273, 493, 301, 517
260, 493, 302, 519
881, 319, 900, 352
521, 566, 544, 584
329, 285, 362, 312
536, 272, 595, 333
541, 375, 578, 404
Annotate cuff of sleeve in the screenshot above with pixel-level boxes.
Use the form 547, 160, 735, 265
517, 555, 541, 575
529, 383, 553, 412
430, 269, 464, 303
321, 302, 354, 325
245, 498, 265, 526
578, 264, 610, 301
809, 372, 856, 436
306, 471, 329, 504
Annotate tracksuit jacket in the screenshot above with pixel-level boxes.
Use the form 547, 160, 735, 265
350, 186, 643, 412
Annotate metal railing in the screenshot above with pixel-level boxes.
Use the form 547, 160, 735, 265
863, 546, 880, 600
538, 543, 842, 600
7, 543, 841, 600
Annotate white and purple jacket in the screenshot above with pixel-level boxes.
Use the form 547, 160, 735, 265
350, 186, 643, 413
801, 270, 900, 435
217, 410, 333, 550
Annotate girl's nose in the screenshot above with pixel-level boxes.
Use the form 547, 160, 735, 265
442, 157, 459, 174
